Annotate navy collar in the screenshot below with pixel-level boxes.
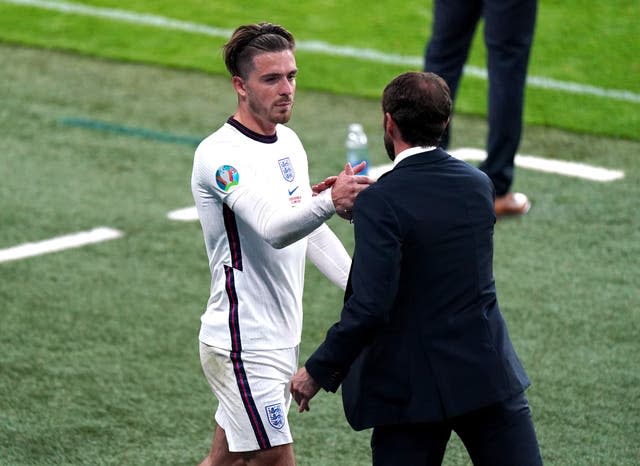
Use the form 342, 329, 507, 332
227, 117, 278, 144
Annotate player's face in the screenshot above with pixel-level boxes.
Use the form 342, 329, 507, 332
239, 50, 297, 130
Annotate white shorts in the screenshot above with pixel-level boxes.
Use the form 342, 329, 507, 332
199, 342, 298, 452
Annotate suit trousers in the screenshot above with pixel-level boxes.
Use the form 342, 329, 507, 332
424, 0, 537, 195
370, 391, 542, 466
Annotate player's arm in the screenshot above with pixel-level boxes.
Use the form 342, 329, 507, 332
306, 224, 351, 290
227, 163, 372, 249
227, 186, 335, 249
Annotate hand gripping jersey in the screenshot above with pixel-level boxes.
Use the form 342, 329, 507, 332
191, 118, 342, 351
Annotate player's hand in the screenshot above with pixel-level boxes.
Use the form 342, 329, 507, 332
312, 176, 338, 196
351, 160, 368, 176
312, 158, 367, 195
331, 163, 375, 220
290, 367, 321, 412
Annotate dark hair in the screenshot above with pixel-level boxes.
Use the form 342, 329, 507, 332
223, 23, 295, 78
382, 72, 452, 147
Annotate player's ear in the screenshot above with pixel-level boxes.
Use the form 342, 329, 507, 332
384, 112, 396, 136
232, 75, 247, 97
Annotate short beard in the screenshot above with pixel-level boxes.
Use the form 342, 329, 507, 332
247, 96, 293, 127
384, 132, 395, 162
272, 110, 292, 124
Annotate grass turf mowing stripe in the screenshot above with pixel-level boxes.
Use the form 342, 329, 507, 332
4, 0, 639, 105
60, 117, 203, 146
0, 227, 123, 263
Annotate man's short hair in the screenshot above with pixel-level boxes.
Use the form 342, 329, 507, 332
223, 23, 295, 79
382, 72, 452, 147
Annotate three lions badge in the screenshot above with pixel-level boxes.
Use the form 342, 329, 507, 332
265, 403, 285, 430
278, 157, 295, 182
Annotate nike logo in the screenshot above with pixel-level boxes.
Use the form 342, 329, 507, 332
288, 186, 299, 195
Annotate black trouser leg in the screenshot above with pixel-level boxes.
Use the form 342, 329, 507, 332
424, 0, 482, 149
480, 0, 537, 194
454, 392, 543, 466
371, 422, 451, 466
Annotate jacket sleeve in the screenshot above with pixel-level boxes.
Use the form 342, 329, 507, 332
305, 185, 403, 392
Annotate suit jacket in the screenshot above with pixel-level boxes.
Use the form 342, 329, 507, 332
305, 148, 530, 431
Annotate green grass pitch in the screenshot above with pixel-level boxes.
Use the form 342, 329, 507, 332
0, 1, 639, 465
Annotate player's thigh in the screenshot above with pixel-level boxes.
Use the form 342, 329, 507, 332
208, 428, 295, 466
243, 443, 295, 466
200, 343, 297, 453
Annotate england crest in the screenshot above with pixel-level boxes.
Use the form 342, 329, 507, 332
278, 157, 295, 182
265, 403, 285, 430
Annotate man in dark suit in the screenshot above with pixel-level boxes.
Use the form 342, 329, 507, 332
290, 72, 543, 465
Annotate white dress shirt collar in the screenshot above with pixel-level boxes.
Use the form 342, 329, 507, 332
393, 146, 437, 167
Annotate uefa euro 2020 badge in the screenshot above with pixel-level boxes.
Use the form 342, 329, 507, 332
265, 402, 285, 430
278, 157, 295, 182
215, 165, 239, 192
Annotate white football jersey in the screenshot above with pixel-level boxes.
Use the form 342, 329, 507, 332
191, 118, 316, 351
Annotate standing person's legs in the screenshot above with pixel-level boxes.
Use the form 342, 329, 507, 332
199, 425, 295, 466
199, 343, 298, 466
424, 0, 483, 149
453, 392, 543, 466
481, 0, 538, 196
370, 422, 451, 466
199, 425, 241, 466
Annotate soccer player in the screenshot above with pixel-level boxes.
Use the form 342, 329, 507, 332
191, 23, 372, 466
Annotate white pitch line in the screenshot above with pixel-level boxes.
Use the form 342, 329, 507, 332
0, 227, 123, 263
167, 206, 199, 222
2, 0, 639, 104
368, 148, 625, 182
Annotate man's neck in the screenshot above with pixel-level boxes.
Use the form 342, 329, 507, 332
232, 110, 277, 136
392, 139, 411, 156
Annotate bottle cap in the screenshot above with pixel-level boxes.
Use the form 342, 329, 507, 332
349, 123, 364, 132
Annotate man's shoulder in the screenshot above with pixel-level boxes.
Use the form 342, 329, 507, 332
453, 156, 493, 185
195, 123, 245, 161
276, 123, 297, 136
198, 122, 237, 147
374, 151, 492, 196
437, 151, 493, 182
275, 124, 303, 145
353, 179, 394, 214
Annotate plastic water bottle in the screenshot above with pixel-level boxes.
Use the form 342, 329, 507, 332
345, 123, 369, 175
